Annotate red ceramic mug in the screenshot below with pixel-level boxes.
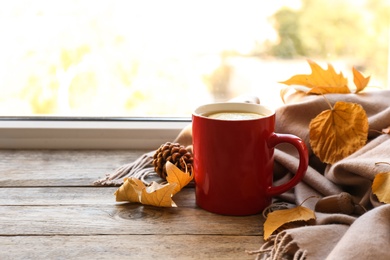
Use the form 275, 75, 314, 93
192, 102, 308, 216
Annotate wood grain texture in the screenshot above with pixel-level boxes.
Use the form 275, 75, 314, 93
0, 150, 265, 259
0, 235, 262, 260
0, 204, 263, 236
0, 187, 196, 207
0, 149, 148, 186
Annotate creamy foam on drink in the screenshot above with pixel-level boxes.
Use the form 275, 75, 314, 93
206, 111, 265, 120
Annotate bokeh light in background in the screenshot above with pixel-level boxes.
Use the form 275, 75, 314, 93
0, 0, 388, 116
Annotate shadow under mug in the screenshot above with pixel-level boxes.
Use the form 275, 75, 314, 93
192, 102, 309, 216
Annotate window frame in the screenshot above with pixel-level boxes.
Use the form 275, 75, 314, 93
0, 117, 191, 149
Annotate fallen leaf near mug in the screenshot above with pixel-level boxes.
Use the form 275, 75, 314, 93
141, 181, 178, 207
114, 177, 143, 203
115, 178, 177, 207
114, 161, 193, 207
263, 205, 316, 240
309, 101, 369, 164
372, 172, 390, 204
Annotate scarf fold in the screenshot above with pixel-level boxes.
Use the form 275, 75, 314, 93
94, 90, 390, 260
249, 205, 390, 260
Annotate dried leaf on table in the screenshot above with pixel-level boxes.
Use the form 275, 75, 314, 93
372, 172, 390, 204
279, 59, 350, 95
263, 206, 316, 240
140, 181, 178, 207
309, 101, 368, 164
114, 161, 193, 207
115, 177, 177, 207
114, 177, 143, 203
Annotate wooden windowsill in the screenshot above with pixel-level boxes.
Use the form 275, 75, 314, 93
0, 149, 264, 259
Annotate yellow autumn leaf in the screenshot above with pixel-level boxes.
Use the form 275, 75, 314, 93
115, 177, 143, 203
114, 161, 192, 207
352, 67, 370, 93
263, 206, 315, 240
280, 59, 350, 95
165, 161, 193, 196
372, 172, 390, 204
309, 101, 368, 164
115, 177, 177, 207
140, 181, 178, 207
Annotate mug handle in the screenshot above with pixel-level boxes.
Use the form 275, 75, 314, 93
266, 133, 309, 196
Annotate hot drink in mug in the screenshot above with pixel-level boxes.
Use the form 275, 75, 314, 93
203, 111, 266, 120
192, 102, 308, 216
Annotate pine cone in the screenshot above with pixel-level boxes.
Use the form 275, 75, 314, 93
152, 142, 193, 179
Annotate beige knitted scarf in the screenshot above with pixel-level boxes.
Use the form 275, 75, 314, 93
95, 90, 390, 260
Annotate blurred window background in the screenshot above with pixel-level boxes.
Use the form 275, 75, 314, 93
0, 0, 389, 117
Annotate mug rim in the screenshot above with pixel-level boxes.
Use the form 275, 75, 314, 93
193, 102, 274, 121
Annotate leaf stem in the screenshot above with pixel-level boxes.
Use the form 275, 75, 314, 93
299, 195, 320, 207
262, 202, 290, 218
369, 129, 384, 135
321, 94, 334, 110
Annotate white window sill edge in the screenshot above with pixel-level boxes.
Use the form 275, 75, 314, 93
0, 120, 190, 150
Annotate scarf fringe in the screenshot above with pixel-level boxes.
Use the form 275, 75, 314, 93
247, 232, 307, 260
93, 151, 156, 186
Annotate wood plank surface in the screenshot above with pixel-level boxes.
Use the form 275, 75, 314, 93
0, 235, 262, 260
0, 187, 195, 207
0, 204, 263, 236
0, 150, 265, 259
0, 150, 148, 186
